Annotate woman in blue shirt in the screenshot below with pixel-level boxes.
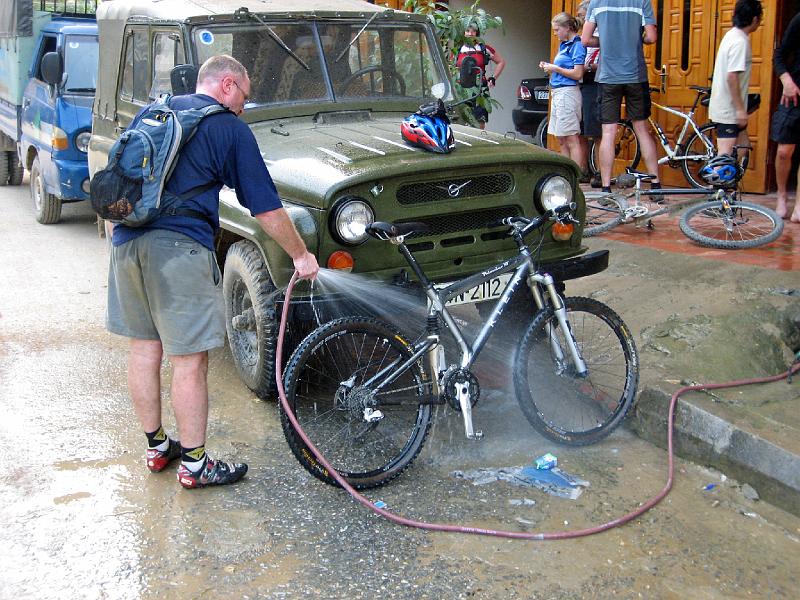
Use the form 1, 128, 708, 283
540, 12, 587, 177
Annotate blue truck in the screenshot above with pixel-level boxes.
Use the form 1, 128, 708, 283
0, 1, 97, 224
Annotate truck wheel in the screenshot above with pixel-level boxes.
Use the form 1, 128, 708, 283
8, 152, 24, 186
30, 157, 62, 224
0, 151, 8, 185
223, 240, 278, 399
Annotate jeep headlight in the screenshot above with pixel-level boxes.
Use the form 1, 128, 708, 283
75, 131, 91, 153
535, 175, 573, 212
331, 197, 374, 245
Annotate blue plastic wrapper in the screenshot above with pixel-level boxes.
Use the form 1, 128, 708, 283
534, 453, 557, 470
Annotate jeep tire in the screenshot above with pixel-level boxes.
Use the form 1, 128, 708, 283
223, 240, 278, 399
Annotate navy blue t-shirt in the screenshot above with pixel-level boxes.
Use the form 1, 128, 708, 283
112, 94, 282, 250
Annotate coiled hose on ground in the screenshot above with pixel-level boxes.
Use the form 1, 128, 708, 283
276, 272, 800, 540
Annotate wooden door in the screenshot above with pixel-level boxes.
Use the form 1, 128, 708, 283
647, 0, 773, 191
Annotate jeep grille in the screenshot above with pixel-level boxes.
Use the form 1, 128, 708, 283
400, 206, 521, 238
397, 174, 514, 205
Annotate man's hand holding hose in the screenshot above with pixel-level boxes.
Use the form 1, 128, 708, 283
255, 208, 320, 280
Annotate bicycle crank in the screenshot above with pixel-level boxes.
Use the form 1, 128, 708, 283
442, 367, 482, 440
622, 205, 650, 220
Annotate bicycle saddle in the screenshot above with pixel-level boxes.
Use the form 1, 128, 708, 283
689, 85, 711, 95
366, 221, 431, 240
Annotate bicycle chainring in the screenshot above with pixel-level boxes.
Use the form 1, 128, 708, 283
441, 367, 480, 411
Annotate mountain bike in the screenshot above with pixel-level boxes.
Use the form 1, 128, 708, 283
583, 170, 784, 249
588, 85, 752, 189
279, 207, 639, 488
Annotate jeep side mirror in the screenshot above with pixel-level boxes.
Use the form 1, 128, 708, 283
171, 64, 198, 95
458, 56, 479, 88
41, 52, 63, 86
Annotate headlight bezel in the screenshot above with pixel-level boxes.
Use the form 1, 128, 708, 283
75, 131, 91, 153
534, 174, 573, 213
329, 196, 375, 246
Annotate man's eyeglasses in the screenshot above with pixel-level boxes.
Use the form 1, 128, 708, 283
232, 80, 250, 102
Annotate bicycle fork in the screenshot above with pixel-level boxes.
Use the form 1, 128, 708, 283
530, 272, 588, 377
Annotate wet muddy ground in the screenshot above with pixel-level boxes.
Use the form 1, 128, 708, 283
1, 185, 798, 599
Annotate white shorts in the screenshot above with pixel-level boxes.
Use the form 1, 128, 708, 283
548, 85, 582, 137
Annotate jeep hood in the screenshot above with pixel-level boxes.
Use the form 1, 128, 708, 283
250, 114, 576, 207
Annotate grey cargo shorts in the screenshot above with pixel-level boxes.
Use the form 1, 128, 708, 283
106, 230, 225, 356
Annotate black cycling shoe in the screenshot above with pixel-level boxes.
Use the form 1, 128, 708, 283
177, 456, 248, 489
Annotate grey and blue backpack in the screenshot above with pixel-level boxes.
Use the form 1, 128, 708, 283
90, 95, 229, 227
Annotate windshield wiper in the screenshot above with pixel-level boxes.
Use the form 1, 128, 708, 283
239, 8, 310, 72
335, 11, 382, 63
67, 87, 95, 92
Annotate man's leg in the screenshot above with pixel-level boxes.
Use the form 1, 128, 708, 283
631, 119, 660, 183
171, 349, 248, 489
775, 143, 796, 218
599, 122, 619, 188
129, 339, 164, 433
716, 135, 737, 157
169, 351, 210, 449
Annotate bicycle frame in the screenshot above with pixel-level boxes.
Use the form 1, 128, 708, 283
361, 227, 587, 439
649, 101, 713, 165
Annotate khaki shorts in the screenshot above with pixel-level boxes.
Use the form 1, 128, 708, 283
548, 85, 582, 137
106, 230, 225, 356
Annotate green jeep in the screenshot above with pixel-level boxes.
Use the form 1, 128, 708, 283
89, 0, 598, 398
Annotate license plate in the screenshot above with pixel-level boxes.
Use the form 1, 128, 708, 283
535, 90, 549, 101
436, 273, 512, 307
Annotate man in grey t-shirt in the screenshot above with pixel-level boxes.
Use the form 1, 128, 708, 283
582, 0, 659, 192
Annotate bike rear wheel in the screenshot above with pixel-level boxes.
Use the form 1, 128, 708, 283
513, 297, 639, 446
680, 123, 751, 189
589, 121, 641, 179
280, 316, 432, 489
583, 193, 625, 236
679, 199, 784, 249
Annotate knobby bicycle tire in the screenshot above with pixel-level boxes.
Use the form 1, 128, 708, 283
679, 200, 784, 249
589, 121, 641, 179
583, 193, 625, 236
280, 316, 432, 489
513, 297, 639, 446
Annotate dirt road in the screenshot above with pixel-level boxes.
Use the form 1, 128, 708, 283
1, 183, 798, 599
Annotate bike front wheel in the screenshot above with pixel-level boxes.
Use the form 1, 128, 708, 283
679, 199, 784, 249
513, 297, 639, 446
589, 120, 641, 179
280, 316, 432, 489
583, 192, 625, 236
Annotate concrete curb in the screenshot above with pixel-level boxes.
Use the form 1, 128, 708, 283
630, 386, 800, 518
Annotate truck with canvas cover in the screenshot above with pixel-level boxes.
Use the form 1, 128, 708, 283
89, 0, 603, 399
0, 1, 97, 223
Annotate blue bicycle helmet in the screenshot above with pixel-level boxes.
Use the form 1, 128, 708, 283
699, 154, 742, 188
401, 113, 455, 154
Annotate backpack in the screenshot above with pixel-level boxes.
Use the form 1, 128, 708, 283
90, 95, 229, 227
456, 43, 492, 84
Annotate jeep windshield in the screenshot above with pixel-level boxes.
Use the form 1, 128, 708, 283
191, 20, 448, 107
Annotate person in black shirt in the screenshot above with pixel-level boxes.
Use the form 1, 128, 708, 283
107, 55, 319, 489
771, 11, 800, 222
